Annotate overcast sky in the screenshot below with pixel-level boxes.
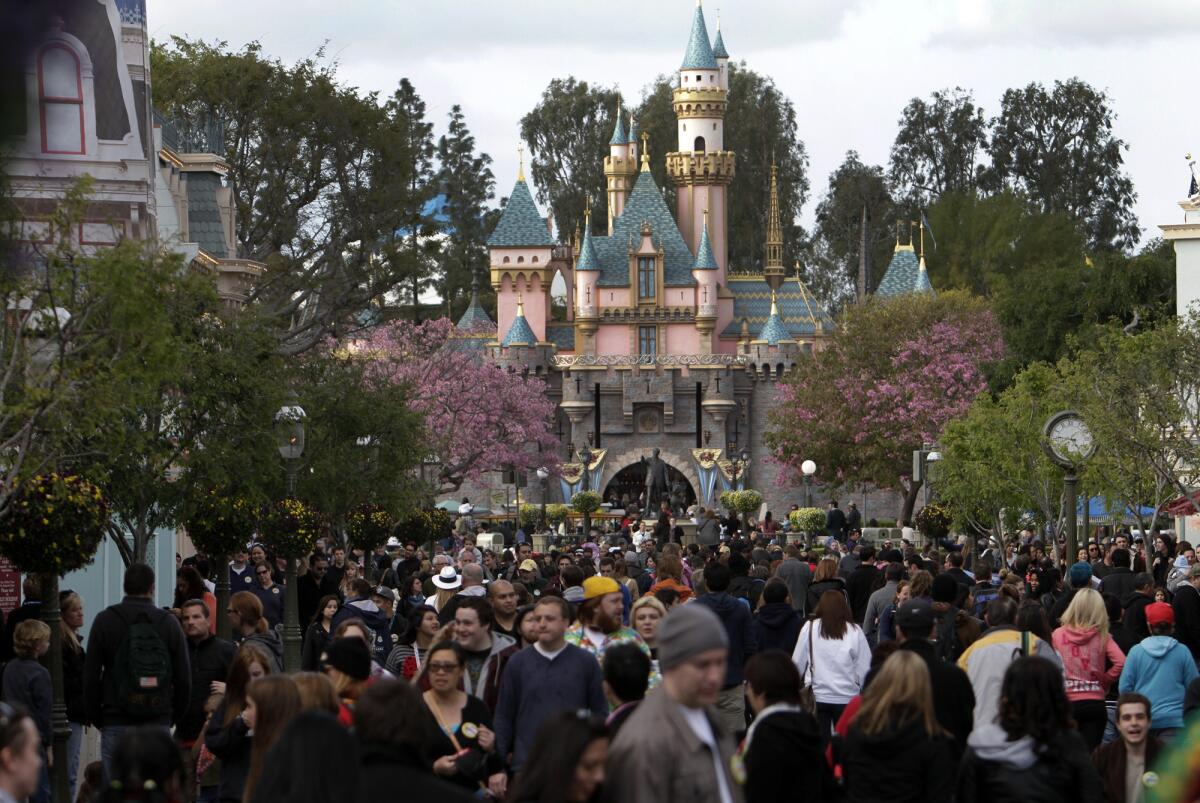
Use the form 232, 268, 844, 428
146, 0, 1200, 247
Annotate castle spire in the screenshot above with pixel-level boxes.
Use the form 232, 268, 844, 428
764, 157, 784, 289
640, 131, 650, 172
609, 93, 628, 145
517, 144, 525, 182
712, 7, 729, 58
681, 0, 718, 70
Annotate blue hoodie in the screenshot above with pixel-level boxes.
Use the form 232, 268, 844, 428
1119, 634, 1200, 729
695, 592, 758, 687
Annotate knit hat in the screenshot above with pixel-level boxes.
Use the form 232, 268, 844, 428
1146, 602, 1175, 627
932, 573, 959, 604
322, 637, 370, 681
657, 604, 729, 671
582, 575, 621, 600
1189, 564, 1200, 579
1068, 561, 1093, 589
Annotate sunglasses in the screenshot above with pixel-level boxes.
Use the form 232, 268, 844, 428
257, 569, 270, 575
427, 662, 461, 674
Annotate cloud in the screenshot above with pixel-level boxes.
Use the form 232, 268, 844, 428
925, 0, 1200, 47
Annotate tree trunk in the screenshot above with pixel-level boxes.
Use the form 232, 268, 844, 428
41, 573, 69, 803
899, 479, 922, 528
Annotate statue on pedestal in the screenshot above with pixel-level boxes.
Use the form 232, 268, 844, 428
641, 448, 669, 519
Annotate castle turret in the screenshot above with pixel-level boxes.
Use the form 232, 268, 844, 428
488, 153, 554, 344
604, 97, 638, 234
574, 202, 601, 354
666, 0, 735, 275
712, 8, 730, 90
692, 209, 719, 352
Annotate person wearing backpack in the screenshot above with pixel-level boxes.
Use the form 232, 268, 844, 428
83, 563, 191, 782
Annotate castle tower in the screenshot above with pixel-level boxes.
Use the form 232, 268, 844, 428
603, 97, 638, 234
764, 158, 784, 291
574, 201, 601, 354
666, 0, 735, 274
712, 8, 729, 90
692, 209, 719, 353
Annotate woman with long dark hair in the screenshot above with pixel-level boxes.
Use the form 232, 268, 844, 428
205, 643, 275, 803
506, 710, 608, 803
419, 641, 502, 794
242, 675, 301, 803
958, 656, 1101, 802
740, 650, 831, 802
247, 711, 359, 803
804, 557, 849, 613
791, 590, 871, 746
841, 651, 955, 802
301, 595, 339, 671
59, 591, 86, 797
175, 566, 217, 631
385, 604, 439, 680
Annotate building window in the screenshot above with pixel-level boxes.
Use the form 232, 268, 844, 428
637, 256, 656, 301
639, 326, 657, 357
38, 44, 84, 154
694, 136, 705, 152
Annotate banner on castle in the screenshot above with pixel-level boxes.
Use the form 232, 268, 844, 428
692, 448, 723, 506
558, 449, 607, 500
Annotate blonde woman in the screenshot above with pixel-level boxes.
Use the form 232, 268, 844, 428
1052, 587, 1124, 749
338, 560, 362, 600
629, 596, 667, 662
841, 650, 955, 801
60, 591, 86, 796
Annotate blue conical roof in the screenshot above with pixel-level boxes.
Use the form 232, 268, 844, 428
681, 5, 718, 70
712, 28, 728, 59
609, 109, 629, 146
876, 246, 937, 297
692, 218, 718, 270
488, 179, 553, 247
577, 224, 601, 272
915, 257, 935, 294
501, 299, 537, 347
756, 294, 794, 344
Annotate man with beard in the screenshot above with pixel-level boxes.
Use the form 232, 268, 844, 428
565, 576, 658, 689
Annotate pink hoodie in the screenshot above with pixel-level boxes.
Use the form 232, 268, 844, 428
1052, 626, 1125, 701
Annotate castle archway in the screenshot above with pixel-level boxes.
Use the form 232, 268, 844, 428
599, 449, 700, 515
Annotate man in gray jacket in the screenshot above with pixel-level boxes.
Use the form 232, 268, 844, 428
774, 546, 812, 615
864, 562, 904, 646
606, 605, 743, 803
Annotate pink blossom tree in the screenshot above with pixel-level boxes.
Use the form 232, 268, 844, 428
362, 318, 559, 493
765, 289, 1004, 524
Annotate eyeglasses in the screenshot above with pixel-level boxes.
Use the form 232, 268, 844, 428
256, 569, 270, 576
427, 662, 461, 674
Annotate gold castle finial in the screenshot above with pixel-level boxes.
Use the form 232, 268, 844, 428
770, 289, 779, 316
517, 144, 525, 182
717, 7, 721, 29
516, 293, 525, 316
584, 195, 592, 225
918, 218, 925, 259
640, 130, 650, 171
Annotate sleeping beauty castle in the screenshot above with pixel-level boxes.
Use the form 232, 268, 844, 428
455, 1, 928, 517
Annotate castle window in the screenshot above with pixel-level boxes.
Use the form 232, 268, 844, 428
503, 256, 510, 264
532, 256, 538, 263
694, 136, 705, 153
517, 256, 524, 263
38, 44, 84, 154
637, 256, 656, 301
639, 326, 657, 357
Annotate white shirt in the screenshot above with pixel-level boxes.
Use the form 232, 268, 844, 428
792, 620, 872, 705
678, 705, 734, 803
534, 642, 567, 661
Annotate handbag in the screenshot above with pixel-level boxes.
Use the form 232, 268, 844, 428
798, 622, 817, 715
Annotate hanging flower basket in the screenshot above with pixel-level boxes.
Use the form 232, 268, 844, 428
259, 498, 323, 559
788, 507, 826, 534
345, 503, 395, 553
571, 491, 602, 515
720, 489, 763, 515
915, 502, 953, 540
397, 508, 454, 544
0, 474, 107, 575
185, 489, 258, 558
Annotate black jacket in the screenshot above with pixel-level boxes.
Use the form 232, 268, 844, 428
296, 572, 337, 628
806, 577, 849, 615
1172, 583, 1200, 662
694, 593, 758, 687
82, 596, 191, 727
1093, 735, 1163, 803
753, 603, 802, 655
205, 699, 250, 803
957, 730, 1101, 803
743, 708, 832, 803
420, 694, 501, 791
178, 635, 236, 743
62, 639, 86, 724
846, 564, 882, 623
1100, 567, 1138, 603
301, 622, 332, 672
357, 744, 475, 803
842, 719, 955, 803
1123, 591, 1153, 643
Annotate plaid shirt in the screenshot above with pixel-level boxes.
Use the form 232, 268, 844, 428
565, 625, 660, 690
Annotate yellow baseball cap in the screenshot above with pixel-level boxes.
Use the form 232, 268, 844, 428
583, 575, 621, 600
519, 559, 539, 572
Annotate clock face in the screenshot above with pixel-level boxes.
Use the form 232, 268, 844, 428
1048, 415, 1095, 463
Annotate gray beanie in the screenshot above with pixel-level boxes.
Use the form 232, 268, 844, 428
657, 604, 729, 671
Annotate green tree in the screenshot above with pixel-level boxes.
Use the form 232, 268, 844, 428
982, 79, 1139, 251
889, 87, 986, 206
812, 150, 895, 298
151, 38, 437, 353
436, 105, 495, 318
636, 64, 810, 272
519, 77, 620, 239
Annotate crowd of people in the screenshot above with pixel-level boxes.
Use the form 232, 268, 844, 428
5, 505, 1200, 802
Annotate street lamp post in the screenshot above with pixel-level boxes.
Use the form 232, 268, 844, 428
801, 459, 816, 508
275, 392, 306, 673
579, 435, 594, 537
537, 466, 550, 534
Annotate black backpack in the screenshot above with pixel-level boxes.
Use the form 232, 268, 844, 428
111, 608, 174, 718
